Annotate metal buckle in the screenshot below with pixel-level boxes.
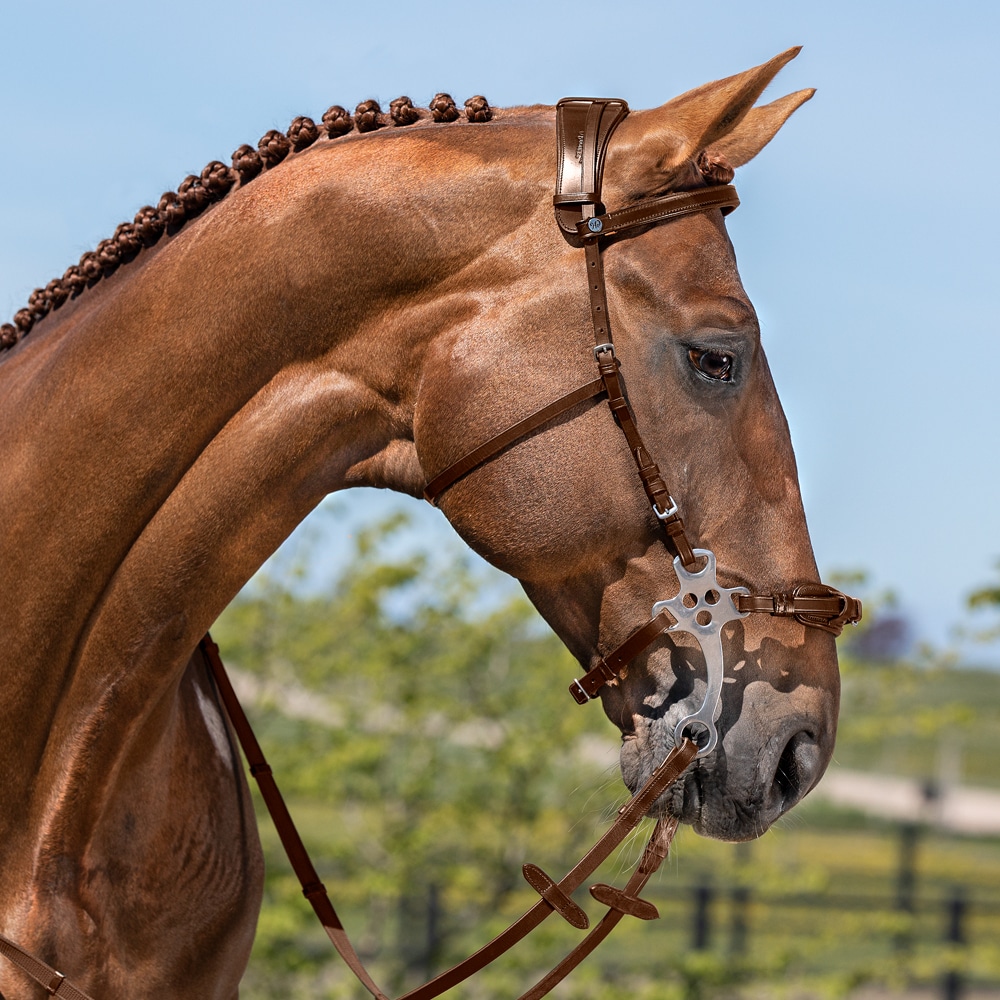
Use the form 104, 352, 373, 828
653, 496, 679, 520
570, 679, 593, 703
593, 342, 615, 360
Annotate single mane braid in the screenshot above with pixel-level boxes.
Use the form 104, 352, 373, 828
354, 100, 384, 133
1, 91, 495, 352
430, 93, 459, 122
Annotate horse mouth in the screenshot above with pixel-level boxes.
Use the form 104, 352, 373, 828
619, 719, 829, 842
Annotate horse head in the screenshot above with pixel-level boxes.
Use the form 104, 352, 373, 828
414, 48, 854, 841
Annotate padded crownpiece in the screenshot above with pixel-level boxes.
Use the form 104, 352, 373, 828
553, 98, 629, 237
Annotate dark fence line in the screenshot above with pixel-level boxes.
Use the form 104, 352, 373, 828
668, 879, 984, 999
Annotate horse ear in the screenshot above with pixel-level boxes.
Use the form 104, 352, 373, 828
608, 47, 805, 189
703, 89, 815, 168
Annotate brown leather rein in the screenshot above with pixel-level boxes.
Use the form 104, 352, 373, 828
0, 98, 861, 1000
0, 634, 696, 1000
204, 637, 697, 1000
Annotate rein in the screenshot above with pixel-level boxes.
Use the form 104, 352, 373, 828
0, 97, 861, 1000
203, 636, 697, 1000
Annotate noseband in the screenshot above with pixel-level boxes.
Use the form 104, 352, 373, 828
425, 98, 861, 754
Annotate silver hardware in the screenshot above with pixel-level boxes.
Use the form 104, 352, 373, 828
571, 679, 593, 702
653, 496, 679, 520
593, 342, 615, 359
650, 548, 749, 757
588, 218, 604, 233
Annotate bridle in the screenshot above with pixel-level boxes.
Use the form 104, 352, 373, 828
0, 97, 861, 1000
425, 97, 861, 753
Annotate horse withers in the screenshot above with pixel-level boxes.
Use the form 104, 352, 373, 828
0, 49, 855, 998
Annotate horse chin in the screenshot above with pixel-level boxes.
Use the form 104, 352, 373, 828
619, 699, 833, 842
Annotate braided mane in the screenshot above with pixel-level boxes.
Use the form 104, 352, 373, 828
0, 93, 494, 353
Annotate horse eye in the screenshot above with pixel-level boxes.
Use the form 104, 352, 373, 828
688, 348, 733, 382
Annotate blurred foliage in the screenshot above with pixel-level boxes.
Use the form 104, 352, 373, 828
832, 572, 1000, 788
213, 524, 1000, 999
968, 561, 1000, 610
967, 560, 1000, 644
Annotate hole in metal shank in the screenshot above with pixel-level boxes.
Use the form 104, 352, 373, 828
682, 593, 697, 609
687, 553, 709, 574
705, 589, 720, 605
681, 720, 712, 750
696, 610, 712, 627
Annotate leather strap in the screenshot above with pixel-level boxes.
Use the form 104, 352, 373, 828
554, 98, 629, 237
592, 342, 696, 568
203, 631, 699, 1000
200, 637, 391, 1000
516, 816, 678, 1000
736, 584, 862, 636
589, 883, 659, 921
397, 737, 696, 1000
577, 184, 740, 240
570, 609, 675, 704
424, 377, 606, 505
522, 865, 590, 930
0, 932, 96, 1000
572, 582, 862, 703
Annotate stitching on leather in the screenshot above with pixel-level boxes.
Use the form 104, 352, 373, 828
523, 865, 550, 895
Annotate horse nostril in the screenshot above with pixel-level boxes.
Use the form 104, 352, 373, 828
770, 730, 821, 810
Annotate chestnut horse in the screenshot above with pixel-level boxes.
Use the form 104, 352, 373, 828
0, 49, 846, 998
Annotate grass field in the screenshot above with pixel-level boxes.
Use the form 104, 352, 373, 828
835, 658, 1000, 791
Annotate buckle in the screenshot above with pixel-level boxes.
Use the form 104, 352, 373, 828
569, 679, 592, 704
653, 496, 679, 520
593, 342, 615, 360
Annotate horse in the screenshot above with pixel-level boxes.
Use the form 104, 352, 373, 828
0, 48, 857, 999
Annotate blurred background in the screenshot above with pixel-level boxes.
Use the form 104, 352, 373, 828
4, 0, 1000, 996
213, 512, 1000, 1000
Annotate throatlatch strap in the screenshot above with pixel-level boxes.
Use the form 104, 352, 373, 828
423, 377, 606, 504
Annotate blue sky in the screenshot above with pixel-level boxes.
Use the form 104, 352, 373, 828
3, 0, 998, 657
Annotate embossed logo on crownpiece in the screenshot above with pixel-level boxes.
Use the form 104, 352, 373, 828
575, 132, 585, 162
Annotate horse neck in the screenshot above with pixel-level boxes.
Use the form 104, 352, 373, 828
0, 116, 552, 815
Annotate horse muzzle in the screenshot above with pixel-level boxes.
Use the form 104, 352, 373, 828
619, 675, 836, 842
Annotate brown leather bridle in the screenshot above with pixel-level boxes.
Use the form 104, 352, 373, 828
0, 97, 861, 1000
424, 97, 860, 712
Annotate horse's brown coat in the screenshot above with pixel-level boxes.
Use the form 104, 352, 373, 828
0, 49, 839, 997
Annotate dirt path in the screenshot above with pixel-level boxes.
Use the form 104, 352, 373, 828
813, 767, 1000, 835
